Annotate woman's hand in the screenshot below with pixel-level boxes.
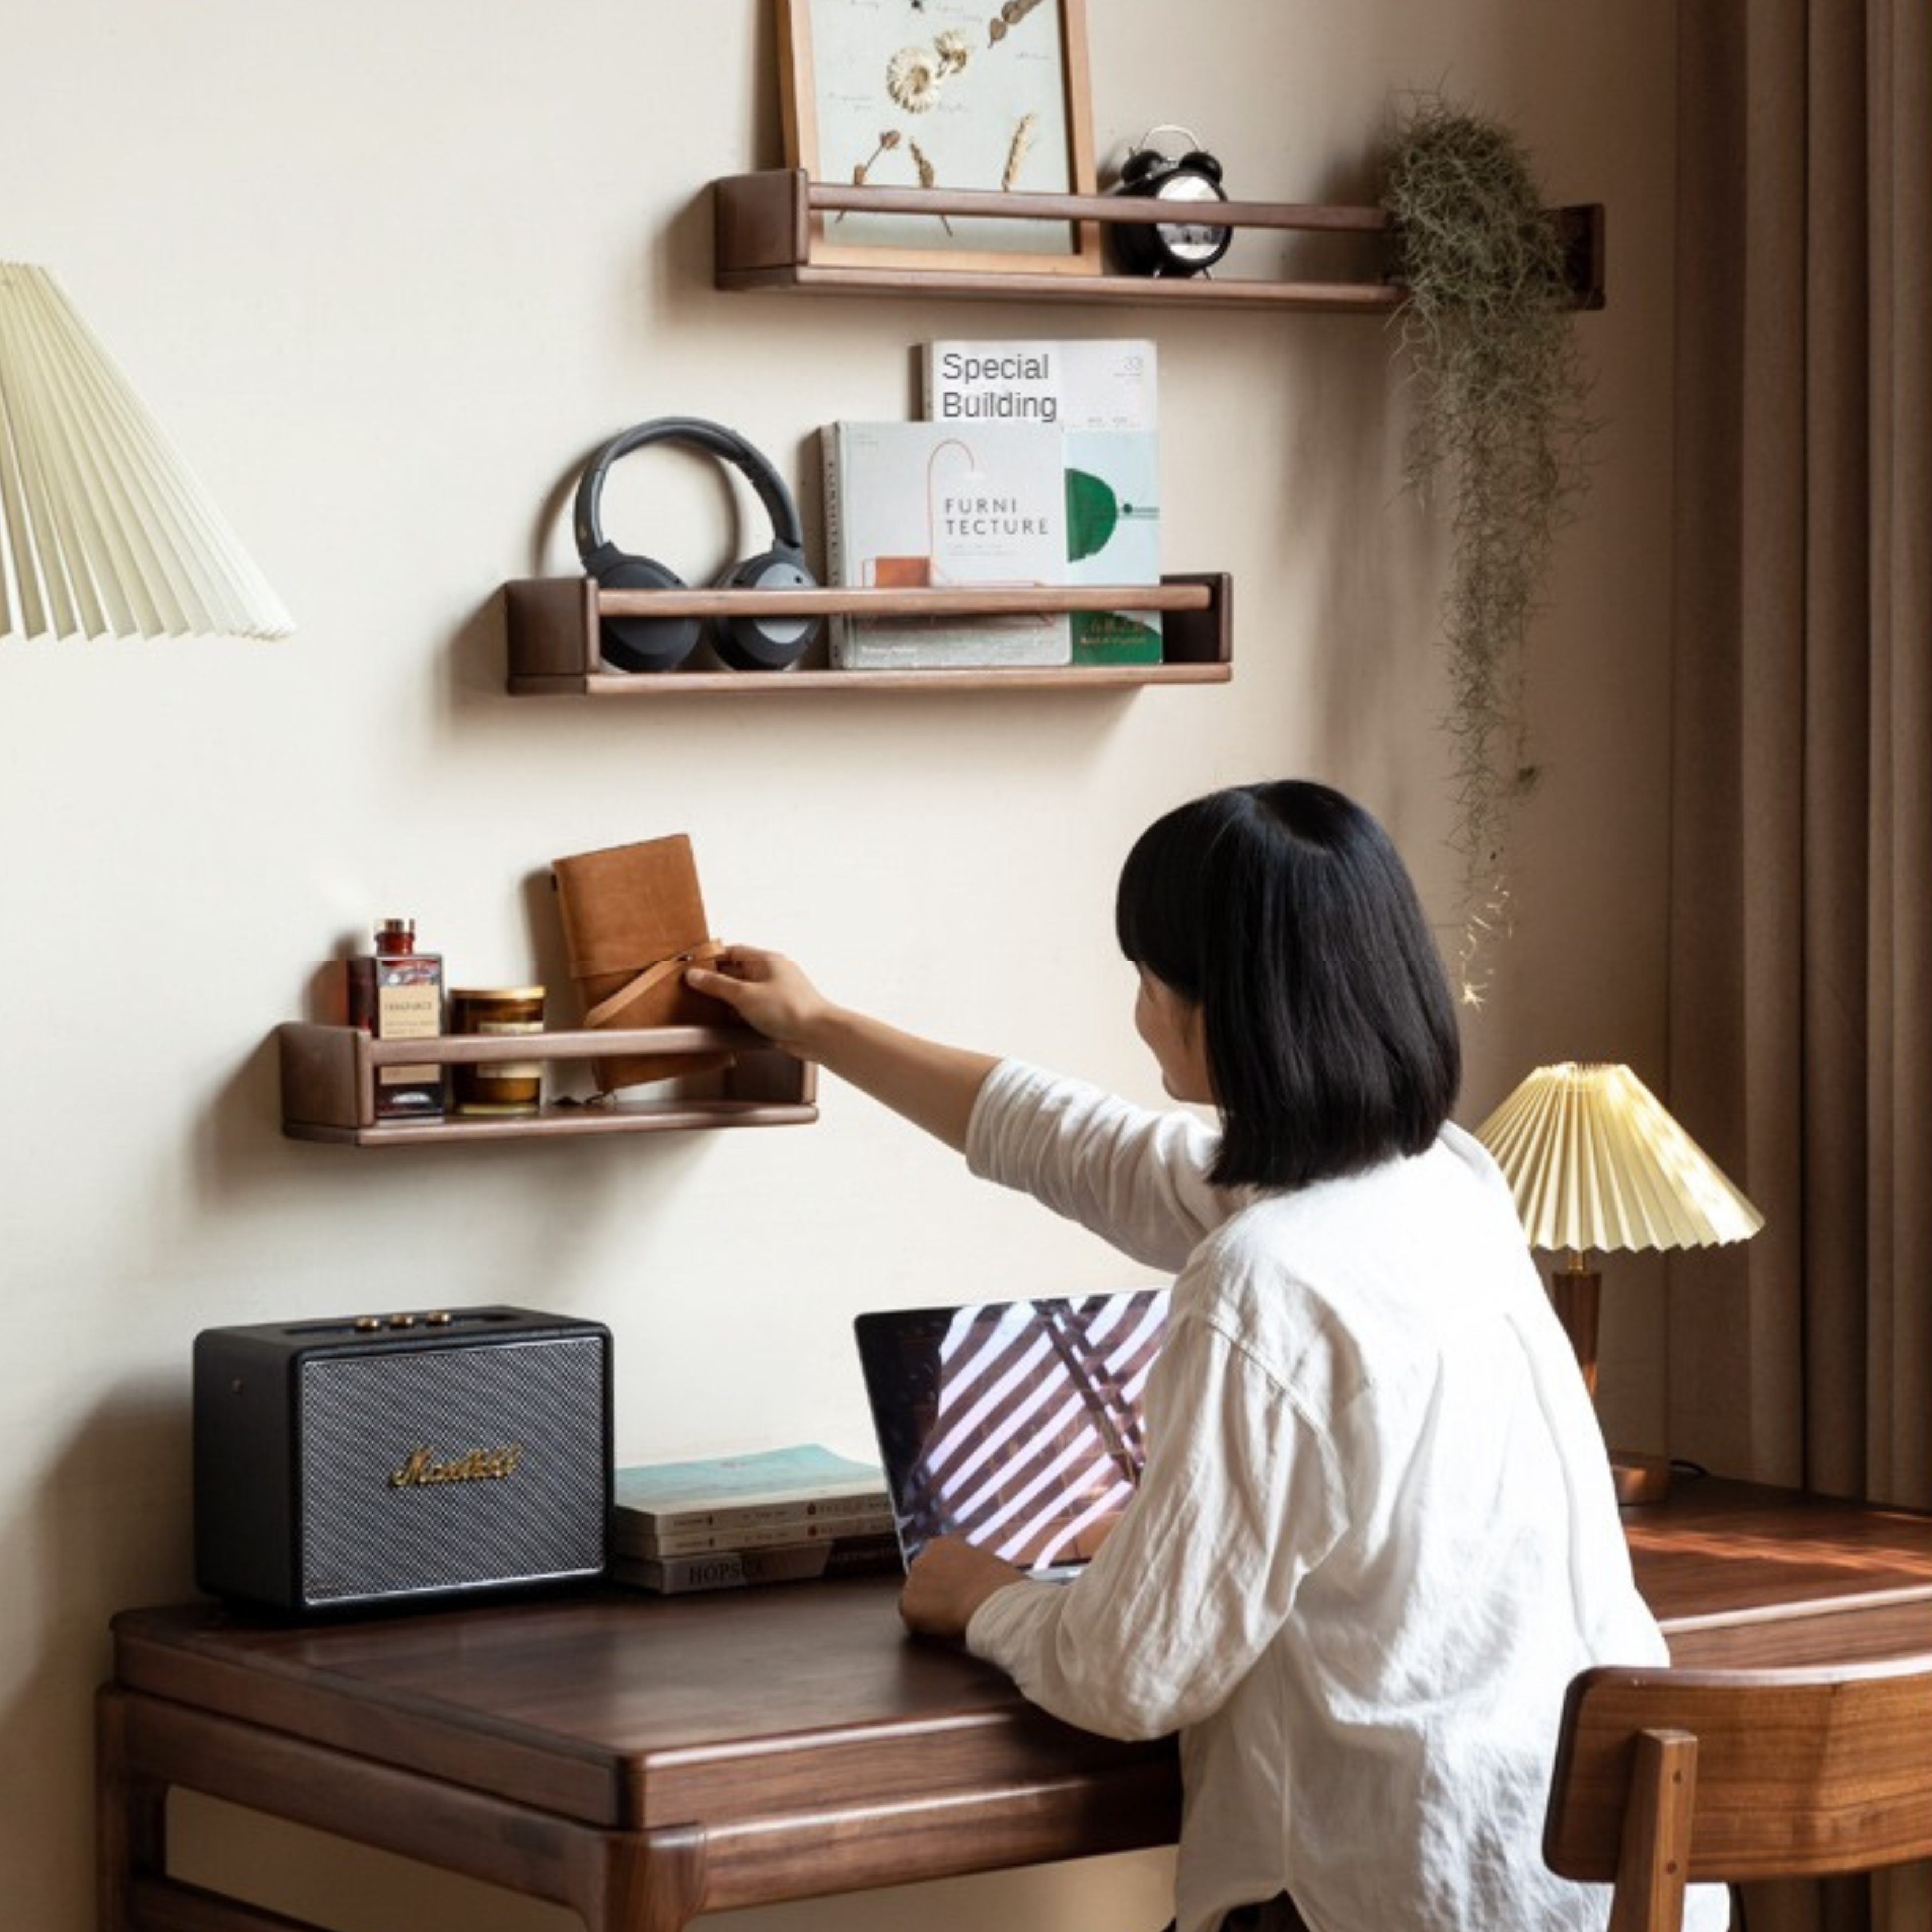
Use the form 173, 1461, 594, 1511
686, 947, 834, 1060
688, 946, 999, 1153
899, 1536, 1026, 1639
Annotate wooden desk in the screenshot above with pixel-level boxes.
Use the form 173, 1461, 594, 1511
97, 1477, 1932, 1932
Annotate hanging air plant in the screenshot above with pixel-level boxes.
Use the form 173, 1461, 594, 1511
1382, 98, 1597, 1005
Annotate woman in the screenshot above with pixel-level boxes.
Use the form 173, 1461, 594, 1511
688, 780, 1722, 1932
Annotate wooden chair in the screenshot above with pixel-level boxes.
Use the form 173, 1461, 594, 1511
1543, 1657, 1932, 1931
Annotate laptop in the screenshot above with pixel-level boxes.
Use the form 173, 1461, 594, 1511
853, 1287, 1171, 1581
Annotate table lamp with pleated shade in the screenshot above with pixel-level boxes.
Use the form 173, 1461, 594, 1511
1474, 1062, 1764, 1504
1, 261, 291, 641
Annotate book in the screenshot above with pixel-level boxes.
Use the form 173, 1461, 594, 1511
611, 1530, 902, 1595
612, 1494, 895, 1548
618, 1506, 895, 1558
923, 338, 1157, 433
821, 420, 1072, 669
923, 340, 1163, 666
612, 1443, 888, 1536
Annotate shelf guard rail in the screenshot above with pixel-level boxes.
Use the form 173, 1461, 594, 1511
713, 170, 1606, 313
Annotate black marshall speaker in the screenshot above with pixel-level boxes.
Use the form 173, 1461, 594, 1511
193, 1305, 613, 1613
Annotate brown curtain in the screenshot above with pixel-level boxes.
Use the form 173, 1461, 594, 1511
1669, 3, 1930, 1928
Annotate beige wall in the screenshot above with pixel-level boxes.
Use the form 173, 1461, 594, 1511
0, 3, 1677, 1927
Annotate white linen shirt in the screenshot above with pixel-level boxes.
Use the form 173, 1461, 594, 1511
962, 1060, 1726, 1932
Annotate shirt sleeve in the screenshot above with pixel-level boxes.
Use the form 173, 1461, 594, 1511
963, 1297, 1346, 1742
965, 1059, 1235, 1273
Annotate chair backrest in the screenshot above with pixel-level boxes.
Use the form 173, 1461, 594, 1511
1544, 1656, 1932, 1932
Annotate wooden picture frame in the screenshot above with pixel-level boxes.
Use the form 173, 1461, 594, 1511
778, 0, 1099, 276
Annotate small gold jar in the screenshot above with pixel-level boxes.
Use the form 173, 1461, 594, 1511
449, 986, 546, 1115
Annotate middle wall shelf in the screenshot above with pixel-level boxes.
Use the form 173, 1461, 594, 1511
503, 574, 1231, 696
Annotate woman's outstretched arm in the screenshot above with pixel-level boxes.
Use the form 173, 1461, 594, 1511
686, 946, 998, 1153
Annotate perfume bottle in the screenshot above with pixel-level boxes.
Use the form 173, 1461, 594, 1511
347, 917, 445, 1119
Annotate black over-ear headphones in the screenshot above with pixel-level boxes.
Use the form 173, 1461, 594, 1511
572, 416, 819, 672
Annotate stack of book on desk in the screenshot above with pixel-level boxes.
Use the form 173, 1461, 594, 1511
611, 1443, 900, 1594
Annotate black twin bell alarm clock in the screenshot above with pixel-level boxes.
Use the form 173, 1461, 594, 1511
1108, 125, 1232, 279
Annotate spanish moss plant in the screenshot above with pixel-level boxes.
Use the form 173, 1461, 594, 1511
1382, 100, 1595, 1005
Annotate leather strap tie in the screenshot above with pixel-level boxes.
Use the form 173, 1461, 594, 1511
583, 939, 727, 1030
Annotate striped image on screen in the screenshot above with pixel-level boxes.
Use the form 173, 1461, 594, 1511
863, 1289, 1170, 1573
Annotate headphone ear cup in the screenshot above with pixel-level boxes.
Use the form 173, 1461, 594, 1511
595, 554, 701, 673
711, 548, 819, 672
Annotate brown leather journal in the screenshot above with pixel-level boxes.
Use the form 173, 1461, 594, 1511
551, 833, 731, 1093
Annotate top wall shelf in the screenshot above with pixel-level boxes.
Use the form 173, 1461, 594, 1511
713, 172, 1607, 314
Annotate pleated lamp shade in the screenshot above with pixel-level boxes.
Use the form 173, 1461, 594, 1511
1, 262, 292, 641
1475, 1062, 1764, 1255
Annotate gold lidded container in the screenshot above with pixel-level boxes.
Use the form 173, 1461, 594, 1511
448, 985, 546, 1115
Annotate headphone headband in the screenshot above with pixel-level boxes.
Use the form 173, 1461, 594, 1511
574, 415, 806, 564
571, 414, 818, 673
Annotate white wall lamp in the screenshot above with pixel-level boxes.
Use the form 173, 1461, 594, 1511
0, 261, 291, 641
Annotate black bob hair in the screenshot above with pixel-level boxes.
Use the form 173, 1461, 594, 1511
1115, 780, 1461, 1191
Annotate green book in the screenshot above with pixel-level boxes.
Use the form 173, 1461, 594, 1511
613, 1443, 888, 1535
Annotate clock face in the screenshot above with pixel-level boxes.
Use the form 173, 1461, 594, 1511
1151, 174, 1230, 270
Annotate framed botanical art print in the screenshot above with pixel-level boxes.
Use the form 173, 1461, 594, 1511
779, 0, 1100, 275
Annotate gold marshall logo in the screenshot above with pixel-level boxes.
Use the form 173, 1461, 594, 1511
388, 1444, 524, 1487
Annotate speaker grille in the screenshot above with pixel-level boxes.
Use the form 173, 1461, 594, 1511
298, 1334, 607, 1605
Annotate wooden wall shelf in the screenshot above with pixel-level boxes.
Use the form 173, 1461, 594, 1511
503, 573, 1231, 695
713, 171, 1606, 314
278, 1023, 817, 1146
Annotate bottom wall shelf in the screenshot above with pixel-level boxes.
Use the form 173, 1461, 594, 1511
278, 1022, 817, 1146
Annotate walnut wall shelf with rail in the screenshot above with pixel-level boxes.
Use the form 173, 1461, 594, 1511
503, 574, 1231, 696
713, 172, 1606, 313
278, 1023, 817, 1146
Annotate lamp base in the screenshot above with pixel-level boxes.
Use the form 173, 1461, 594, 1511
1609, 1451, 1673, 1507
1546, 1264, 1674, 1506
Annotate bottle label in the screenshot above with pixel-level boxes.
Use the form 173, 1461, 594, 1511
376, 972, 441, 1086
377, 979, 440, 1039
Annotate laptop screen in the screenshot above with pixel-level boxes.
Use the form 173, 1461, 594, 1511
853, 1287, 1171, 1577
